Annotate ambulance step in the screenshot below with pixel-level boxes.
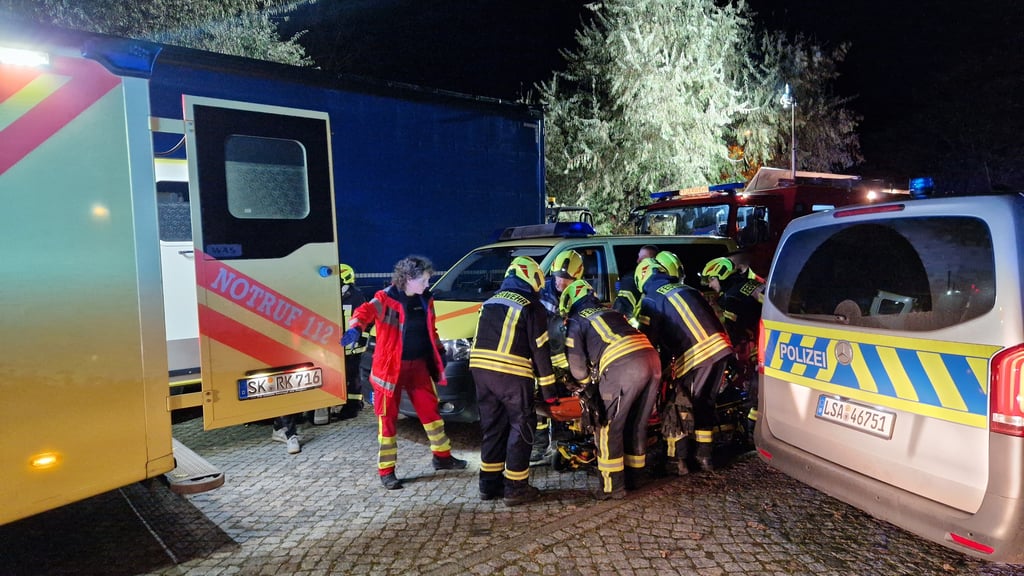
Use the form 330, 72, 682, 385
166, 438, 225, 495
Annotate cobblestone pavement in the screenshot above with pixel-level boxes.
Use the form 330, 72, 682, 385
3, 410, 1023, 576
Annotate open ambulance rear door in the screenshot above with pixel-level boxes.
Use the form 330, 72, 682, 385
181, 96, 346, 429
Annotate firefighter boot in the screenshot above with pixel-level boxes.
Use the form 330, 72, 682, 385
479, 473, 504, 501
529, 421, 551, 464
664, 436, 690, 476
503, 480, 540, 507
696, 441, 715, 472
624, 467, 649, 490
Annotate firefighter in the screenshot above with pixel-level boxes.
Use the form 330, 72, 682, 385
532, 249, 584, 463
337, 263, 369, 420
560, 280, 661, 498
612, 244, 660, 326
701, 255, 764, 436
470, 256, 557, 506
635, 257, 733, 473
342, 256, 467, 490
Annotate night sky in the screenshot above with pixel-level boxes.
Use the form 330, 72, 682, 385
282, 0, 1024, 190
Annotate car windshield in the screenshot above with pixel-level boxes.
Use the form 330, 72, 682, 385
432, 245, 552, 302
644, 203, 730, 235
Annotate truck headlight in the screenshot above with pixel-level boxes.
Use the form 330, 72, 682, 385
443, 338, 472, 362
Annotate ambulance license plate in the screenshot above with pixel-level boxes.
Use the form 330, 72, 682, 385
815, 395, 895, 439
238, 366, 323, 400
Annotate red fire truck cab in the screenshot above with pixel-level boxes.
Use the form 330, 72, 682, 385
631, 167, 908, 275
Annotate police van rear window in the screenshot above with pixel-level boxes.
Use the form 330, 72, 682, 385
769, 216, 995, 331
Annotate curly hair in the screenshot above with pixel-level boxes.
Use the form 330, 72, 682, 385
392, 255, 434, 290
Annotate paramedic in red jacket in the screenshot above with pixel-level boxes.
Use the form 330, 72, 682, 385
341, 256, 467, 490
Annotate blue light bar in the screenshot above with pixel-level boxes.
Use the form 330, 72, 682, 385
495, 221, 596, 241
649, 181, 745, 201
83, 37, 161, 78
909, 177, 934, 199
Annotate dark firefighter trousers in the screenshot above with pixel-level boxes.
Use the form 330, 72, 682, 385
664, 357, 729, 459
595, 348, 661, 494
472, 368, 537, 495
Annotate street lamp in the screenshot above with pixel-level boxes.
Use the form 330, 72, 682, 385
780, 83, 797, 180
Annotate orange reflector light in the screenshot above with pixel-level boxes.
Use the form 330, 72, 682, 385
30, 452, 61, 469
950, 532, 994, 555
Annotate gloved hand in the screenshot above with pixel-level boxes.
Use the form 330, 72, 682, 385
340, 327, 360, 347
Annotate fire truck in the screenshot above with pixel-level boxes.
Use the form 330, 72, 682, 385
631, 167, 908, 275
0, 22, 545, 525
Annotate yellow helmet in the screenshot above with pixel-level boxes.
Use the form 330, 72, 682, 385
550, 249, 584, 280
338, 263, 356, 285
654, 251, 682, 280
635, 257, 665, 293
507, 256, 545, 292
559, 279, 593, 315
701, 257, 734, 284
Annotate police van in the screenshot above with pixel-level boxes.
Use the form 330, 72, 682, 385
755, 190, 1024, 561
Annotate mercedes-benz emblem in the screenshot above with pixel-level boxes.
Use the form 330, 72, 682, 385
835, 341, 854, 365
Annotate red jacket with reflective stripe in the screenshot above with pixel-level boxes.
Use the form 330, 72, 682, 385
349, 285, 447, 397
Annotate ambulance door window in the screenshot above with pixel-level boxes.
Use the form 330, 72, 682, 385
190, 105, 333, 260
224, 135, 309, 220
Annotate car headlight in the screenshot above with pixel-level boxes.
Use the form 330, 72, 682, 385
443, 338, 472, 362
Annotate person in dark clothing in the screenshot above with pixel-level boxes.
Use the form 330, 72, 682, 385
533, 249, 584, 463
613, 244, 659, 326
270, 413, 302, 455
470, 256, 556, 506
635, 257, 733, 473
561, 280, 661, 498
701, 255, 764, 435
342, 256, 467, 490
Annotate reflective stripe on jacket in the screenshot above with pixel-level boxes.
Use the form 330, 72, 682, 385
564, 304, 655, 385
638, 275, 732, 379
470, 288, 556, 396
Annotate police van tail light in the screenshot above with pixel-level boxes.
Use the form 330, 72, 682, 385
990, 344, 1024, 437
757, 319, 766, 374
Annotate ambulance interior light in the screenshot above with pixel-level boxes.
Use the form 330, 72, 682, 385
0, 46, 50, 68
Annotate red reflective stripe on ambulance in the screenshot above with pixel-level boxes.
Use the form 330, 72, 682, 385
0, 65, 38, 102
198, 305, 345, 398
0, 56, 120, 175
194, 249, 341, 347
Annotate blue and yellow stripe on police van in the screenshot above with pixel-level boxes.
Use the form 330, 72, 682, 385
762, 319, 1001, 429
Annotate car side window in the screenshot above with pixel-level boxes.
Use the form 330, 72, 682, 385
770, 216, 995, 331
571, 245, 608, 302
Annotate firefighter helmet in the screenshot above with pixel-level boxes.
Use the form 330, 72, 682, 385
507, 256, 545, 292
338, 263, 356, 285
701, 257, 735, 284
635, 257, 666, 293
550, 249, 584, 280
654, 251, 683, 281
559, 279, 593, 316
